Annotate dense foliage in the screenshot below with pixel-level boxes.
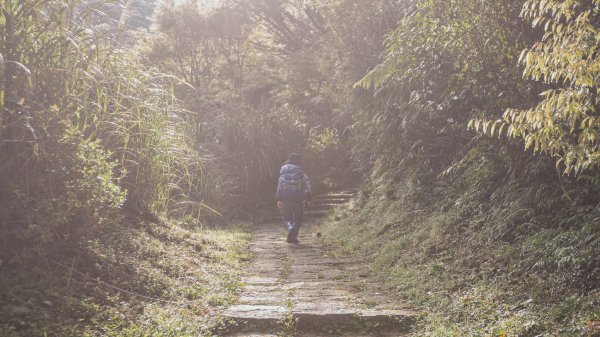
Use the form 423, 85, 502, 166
0, 0, 215, 260
474, 0, 600, 176
326, 0, 600, 334
142, 0, 357, 203
1, 0, 599, 335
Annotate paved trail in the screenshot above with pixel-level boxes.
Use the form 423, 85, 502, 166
222, 193, 415, 336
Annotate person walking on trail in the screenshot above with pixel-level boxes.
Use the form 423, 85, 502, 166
276, 153, 312, 244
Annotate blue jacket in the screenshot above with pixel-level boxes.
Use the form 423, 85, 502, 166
276, 164, 311, 202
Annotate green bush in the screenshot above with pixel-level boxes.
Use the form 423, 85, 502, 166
0, 119, 125, 258
472, 0, 600, 176
51, 127, 126, 239
0, 0, 217, 260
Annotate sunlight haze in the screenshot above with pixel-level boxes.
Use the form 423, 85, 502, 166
2, 0, 599, 336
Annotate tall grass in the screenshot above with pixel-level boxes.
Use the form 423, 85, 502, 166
67, 51, 211, 215
0, 0, 221, 262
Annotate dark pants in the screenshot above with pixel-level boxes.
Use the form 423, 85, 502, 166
282, 201, 304, 239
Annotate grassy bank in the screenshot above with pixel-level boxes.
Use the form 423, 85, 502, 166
318, 157, 600, 336
0, 219, 251, 337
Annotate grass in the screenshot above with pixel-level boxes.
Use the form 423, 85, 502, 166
316, 180, 600, 336
278, 289, 297, 337
0, 219, 252, 337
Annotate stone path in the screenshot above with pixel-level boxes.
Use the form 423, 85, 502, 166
221, 192, 416, 336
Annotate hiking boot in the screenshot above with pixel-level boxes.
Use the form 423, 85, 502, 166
286, 228, 299, 244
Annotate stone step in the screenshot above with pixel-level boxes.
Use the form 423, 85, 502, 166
222, 306, 414, 335
307, 203, 342, 209
222, 305, 284, 333
315, 191, 356, 197
226, 333, 406, 337
315, 192, 355, 197
312, 197, 354, 204
295, 309, 414, 331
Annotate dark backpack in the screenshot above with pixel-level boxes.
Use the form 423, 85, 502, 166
276, 164, 308, 201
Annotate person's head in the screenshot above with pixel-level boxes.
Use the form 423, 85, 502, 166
287, 153, 302, 165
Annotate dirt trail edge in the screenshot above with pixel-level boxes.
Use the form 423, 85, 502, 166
221, 192, 416, 336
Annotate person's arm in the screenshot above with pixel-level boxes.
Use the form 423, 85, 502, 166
303, 173, 312, 200
276, 175, 283, 208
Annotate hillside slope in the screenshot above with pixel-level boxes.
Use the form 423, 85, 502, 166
0, 218, 251, 337
319, 145, 600, 336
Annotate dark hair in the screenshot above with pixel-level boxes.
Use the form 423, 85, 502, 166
287, 153, 302, 165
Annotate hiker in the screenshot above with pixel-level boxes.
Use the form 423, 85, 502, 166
276, 153, 312, 244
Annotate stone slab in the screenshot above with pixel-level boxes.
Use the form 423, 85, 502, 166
223, 304, 286, 319
242, 276, 279, 285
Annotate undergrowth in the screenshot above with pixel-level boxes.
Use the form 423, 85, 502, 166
319, 145, 600, 336
0, 219, 251, 337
